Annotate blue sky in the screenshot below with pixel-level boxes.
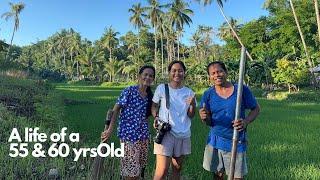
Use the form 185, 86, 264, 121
0, 0, 268, 46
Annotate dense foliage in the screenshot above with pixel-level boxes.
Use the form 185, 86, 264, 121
1, 0, 320, 89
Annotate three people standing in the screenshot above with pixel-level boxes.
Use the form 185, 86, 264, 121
101, 60, 260, 180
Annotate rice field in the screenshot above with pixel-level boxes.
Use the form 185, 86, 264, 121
56, 84, 320, 179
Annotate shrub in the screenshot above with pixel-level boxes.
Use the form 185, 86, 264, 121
272, 58, 310, 92
67, 79, 100, 86
100, 81, 135, 87
38, 69, 65, 82
286, 90, 320, 103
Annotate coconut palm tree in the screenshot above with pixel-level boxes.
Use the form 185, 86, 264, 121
218, 18, 241, 40
122, 54, 145, 80
163, 17, 176, 62
100, 26, 119, 60
264, 0, 317, 86
288, 0, 317, 86
46, 38, 59, 69
196, 0, 254, 61
1, 2, 25, 59
104, 58, 125, 82
160, 13, 174, 63
120, 31, 138, 56
129, 3, 147, 49
68, 29, 81, 77
158, 14, 166, 76
146, 0, 168, 70
55, 30, 69, 71
179, 44, 189, 62
169, 0, 193, 61
198, 25, 214, 60
77, 46, 104, 79
287, 0, 312, 66
190, 31, 201, 61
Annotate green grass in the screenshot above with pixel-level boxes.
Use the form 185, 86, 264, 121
56, 84, 320, 179
0, 75, 70, 179
248, 98, 320, 179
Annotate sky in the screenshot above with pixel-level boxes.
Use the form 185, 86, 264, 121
0, 0, 268, 47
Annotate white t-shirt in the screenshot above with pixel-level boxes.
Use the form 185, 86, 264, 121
152, 84, 196, 138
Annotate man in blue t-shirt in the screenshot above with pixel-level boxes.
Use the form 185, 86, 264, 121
199, 61, 260, 180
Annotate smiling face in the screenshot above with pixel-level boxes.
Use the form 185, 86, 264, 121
208, 63, 228, 86
169, 63, 185, 83
139, 68, 155, 87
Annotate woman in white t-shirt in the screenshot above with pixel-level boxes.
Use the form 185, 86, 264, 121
152, 60, 196, 180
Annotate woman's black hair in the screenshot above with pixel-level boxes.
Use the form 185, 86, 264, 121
168, 60, 186, 72
206, 61, 228, 74
138, 65, 155, 117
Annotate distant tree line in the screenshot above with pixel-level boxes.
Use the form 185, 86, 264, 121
1, 0, 320, 91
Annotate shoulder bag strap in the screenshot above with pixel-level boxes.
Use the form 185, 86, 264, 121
164, 84, 170, 123
164, 84, 170, 109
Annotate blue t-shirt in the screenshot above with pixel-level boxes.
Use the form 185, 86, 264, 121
200, 84, 257, 152
116, 85, 149, 142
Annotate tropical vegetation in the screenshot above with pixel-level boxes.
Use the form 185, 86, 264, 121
1, 0, 319, 90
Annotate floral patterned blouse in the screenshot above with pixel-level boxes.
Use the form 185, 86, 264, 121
116, 85, 149, 142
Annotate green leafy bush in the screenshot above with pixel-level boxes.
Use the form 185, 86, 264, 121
272, 58, 310, 91
100, 81, 135, 87
67, 79, 100, 86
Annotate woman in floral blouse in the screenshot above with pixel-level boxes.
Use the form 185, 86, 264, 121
101, 65, 155, 180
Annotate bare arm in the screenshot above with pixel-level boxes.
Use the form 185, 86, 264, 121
151, 102, 159, 129
186, 96, 196, 118
233, 103, 261, 131
244, 103, 261, 125
101, 104, 121, 141
151, 102, 159, 118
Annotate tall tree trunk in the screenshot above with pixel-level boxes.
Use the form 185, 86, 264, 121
90, 61, 93, 77
172, 40, 175, 61
194, 47, 198, 62
217, 3, 254, 61
154, 26, 158, 71
314, 0, 320, 44
9, 28, 15, 47
77, 61, 79, 78
289, 0, 317, 86
109, 47, 112, 60
161, 33, 164, 77
167, 37, 170, 62
5, 28, 16, 60
138, 29, 140, 63
70, 52, 74, 77
182, 48, 186, 63
45, 54, 49, 68
177, 34, 180, 61
63, 49, 66, 70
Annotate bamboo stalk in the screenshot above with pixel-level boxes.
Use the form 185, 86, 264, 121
90, 109, 113, 180
228, 46, 246, 180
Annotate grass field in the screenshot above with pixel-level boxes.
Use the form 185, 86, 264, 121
56, 84, 320, 179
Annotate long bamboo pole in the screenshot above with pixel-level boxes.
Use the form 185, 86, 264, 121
228, 46, 246, 180
217, 4, 254, 62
